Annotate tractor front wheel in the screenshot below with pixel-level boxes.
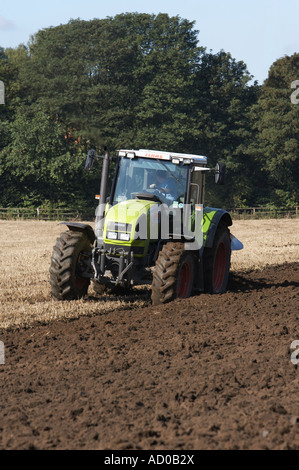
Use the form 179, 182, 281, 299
50, 231, 92, 300
151, 242, 195, 306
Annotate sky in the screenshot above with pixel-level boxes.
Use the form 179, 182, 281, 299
0, 0, 298, 85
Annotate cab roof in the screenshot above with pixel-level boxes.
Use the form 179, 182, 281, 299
117, 149, 207, 165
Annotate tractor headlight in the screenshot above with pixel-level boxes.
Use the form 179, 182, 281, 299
106, 231, 131, 241
119, 233, 131, 241
107, 231, 118, 240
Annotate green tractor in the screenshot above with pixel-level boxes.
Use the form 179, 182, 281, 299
50, 148, 243, 305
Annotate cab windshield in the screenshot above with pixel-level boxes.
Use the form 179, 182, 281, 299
112, 157, 189, 206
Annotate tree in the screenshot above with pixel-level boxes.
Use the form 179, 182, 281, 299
0, 45, 28, 149
0, 102, 100, 207
127, 13, 204, 151
191, 51, 259, 207
19, 14, 204, 151
249, 53, 299, 206
0, 13, 265, 210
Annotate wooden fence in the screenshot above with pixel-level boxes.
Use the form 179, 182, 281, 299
0, 207, 95, 221
0, 205, 298, 221
226, 206, 298, 219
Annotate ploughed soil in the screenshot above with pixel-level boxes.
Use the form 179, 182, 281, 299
1, 262, 299, 450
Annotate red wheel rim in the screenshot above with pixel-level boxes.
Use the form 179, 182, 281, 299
213, 242, 227, 291
177, 261, 192, 298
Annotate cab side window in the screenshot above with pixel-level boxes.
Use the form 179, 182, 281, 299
190, 170, 203, 205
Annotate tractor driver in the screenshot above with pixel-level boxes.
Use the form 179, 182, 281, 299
150, 169, 178, 203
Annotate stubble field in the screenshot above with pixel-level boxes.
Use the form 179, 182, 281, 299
0, 218, 298, 450
0, 218, 298, 330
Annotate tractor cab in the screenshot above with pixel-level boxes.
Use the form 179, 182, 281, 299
112, 149, 208, 207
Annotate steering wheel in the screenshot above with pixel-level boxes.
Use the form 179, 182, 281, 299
133, 190, 163, 204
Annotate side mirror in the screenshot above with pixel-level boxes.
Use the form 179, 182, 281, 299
85, 149, 96, 170
215, 162, 226, 185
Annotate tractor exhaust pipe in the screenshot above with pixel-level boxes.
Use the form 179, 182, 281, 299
85, 146, 111, 242
99, 147, 110, 208
95, 147, 110, 242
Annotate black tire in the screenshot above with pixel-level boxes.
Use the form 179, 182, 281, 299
151, 242, 195, 306
50, 231, 92, 300
203, 223, 231, 294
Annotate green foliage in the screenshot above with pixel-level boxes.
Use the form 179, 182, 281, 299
248, 53, 299, 206
0, 102, 101, 206
192, 51, 259, 207
0, 13, 297, 211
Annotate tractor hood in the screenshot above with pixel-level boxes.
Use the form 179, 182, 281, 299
103, 199, 159, 255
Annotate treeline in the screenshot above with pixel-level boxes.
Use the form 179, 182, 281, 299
0, 13, 298, 210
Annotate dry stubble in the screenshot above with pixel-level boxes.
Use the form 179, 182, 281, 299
0, 218, 298, 329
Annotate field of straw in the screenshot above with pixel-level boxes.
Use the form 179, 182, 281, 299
0, 218, 298, 330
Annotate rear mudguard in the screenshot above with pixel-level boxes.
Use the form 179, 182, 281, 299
60, 222, 95, 244
202, 208, 243, 251
203, 208, 232, 248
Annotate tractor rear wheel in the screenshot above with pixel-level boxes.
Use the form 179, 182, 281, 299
50, 231, 92, 300
203, 223, 231, 294
151, 242, 195, 306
